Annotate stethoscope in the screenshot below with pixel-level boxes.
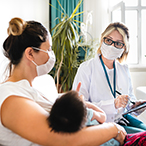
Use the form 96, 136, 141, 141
99, 55, 116, 98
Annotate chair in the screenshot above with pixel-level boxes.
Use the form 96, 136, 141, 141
136, 86, 146, 124
32, 74, 58, 103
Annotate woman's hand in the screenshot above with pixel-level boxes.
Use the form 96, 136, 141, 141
114, 95, 129, 109
113, 123, 127, 145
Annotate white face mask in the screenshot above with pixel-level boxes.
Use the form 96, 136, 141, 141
32, 48, 56, 76
101, 42, 124, 60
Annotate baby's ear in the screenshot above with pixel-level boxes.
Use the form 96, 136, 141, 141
25, 47, 34, 61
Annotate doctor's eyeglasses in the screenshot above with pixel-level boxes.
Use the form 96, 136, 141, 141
103, 37, 125, 49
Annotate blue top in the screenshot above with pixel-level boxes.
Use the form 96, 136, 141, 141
86, 108, 120, 146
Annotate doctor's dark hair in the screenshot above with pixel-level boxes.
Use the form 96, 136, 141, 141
3, 17, 48, 76
97, 22, 129, 63
48, 90, 87, 133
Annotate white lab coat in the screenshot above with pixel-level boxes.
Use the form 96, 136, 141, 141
72, 54, 136, 122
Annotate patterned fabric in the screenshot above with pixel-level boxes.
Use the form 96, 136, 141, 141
124, 131, 146, 146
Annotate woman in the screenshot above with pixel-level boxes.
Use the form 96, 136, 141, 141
72, 22, 146, 134
0, 17, 126, 146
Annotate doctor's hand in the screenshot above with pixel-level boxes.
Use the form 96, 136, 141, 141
131, 100, 146, 115
131, 100, 146, 109
114, 95, 129, 109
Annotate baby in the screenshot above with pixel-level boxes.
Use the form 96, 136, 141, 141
47, 90, 120, 146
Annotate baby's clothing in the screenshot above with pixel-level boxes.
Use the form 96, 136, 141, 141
86, 108, 120, 146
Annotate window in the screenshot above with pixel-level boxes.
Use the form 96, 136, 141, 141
109, 0, 146, 67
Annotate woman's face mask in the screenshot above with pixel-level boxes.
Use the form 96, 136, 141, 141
32, 47, 56, 76
101, 42, 124, 60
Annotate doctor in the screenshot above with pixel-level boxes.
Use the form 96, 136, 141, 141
72, 22, 146, 134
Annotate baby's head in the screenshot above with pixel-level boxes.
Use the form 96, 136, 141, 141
48, 90, 87, 133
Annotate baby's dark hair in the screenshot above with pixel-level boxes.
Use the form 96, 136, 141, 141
48, 90, 87, 133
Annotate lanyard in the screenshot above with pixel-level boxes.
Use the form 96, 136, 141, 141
99, 55, 116, 98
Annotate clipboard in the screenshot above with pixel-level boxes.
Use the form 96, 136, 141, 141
123, 102, 146, 115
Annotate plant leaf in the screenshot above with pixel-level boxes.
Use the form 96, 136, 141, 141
70, 0, 83, 19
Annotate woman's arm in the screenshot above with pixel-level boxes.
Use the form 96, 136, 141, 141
1, 95, 125, 146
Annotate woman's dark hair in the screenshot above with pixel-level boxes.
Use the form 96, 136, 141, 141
3, 17, 48, 76
48, 90, 87, 133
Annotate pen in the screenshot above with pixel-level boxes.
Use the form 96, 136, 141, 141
116, 90, 135, 104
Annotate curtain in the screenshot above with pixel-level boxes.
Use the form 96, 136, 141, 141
50, 0, 83, 31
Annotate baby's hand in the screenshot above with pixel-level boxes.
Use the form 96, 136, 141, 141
91, 110, 106, 124
76, 82, 81, 92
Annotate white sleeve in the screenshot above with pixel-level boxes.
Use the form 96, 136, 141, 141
124, 65, 137, 114
93, 99, 118, 115
72, 62, 91, 101
72, 60, 118, 115
126, 65, 137, 101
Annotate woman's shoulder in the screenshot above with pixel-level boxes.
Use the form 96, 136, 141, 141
0, 79, 31, 91
79, 54, 99, 69
116, 60, 128, 68
0, 80, 35, 106
116, 61, 129, 72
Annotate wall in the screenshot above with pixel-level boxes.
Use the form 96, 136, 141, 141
0, 0, 49, 82
83, 0, 109, 41
130, 71, 146, 95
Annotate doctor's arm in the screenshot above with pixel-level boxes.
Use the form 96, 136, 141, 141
127, 67, 137, 101
126, 67, 146, 112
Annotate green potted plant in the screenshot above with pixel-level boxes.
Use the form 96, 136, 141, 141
50, 0, 96, 93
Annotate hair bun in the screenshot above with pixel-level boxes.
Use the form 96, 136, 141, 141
7, 17, 27, 36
